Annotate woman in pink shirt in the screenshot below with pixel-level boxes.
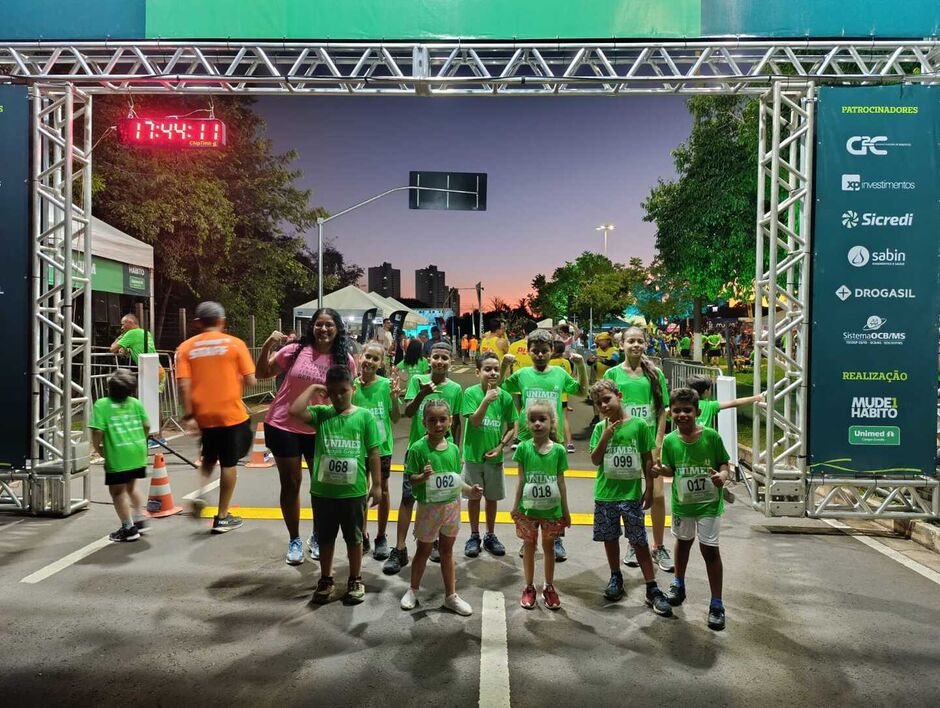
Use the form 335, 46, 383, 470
256, 308, 357, 565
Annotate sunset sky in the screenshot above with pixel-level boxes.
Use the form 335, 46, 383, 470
256, 95, 691, 312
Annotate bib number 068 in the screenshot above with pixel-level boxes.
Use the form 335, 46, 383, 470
328, 459, 350, 475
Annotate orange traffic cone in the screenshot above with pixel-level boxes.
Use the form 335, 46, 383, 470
245, 422, 274, 468
146, 454, 183, 517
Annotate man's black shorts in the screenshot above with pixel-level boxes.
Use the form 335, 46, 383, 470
201, 419, 253, 468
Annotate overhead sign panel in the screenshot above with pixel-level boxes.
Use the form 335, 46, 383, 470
409, 171, 487, 211
809, 85, 940, 477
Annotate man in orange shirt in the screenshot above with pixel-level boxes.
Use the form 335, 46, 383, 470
176, 301, 256, 533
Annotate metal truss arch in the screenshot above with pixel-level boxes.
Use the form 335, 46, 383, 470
0, 39, 939, 95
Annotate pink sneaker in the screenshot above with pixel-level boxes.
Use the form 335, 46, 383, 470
542, 584, 561, 610
520, 585, 537, 609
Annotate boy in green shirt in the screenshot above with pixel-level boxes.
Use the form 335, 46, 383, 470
461, 352, 518, 559
290, 366, 382, 606
588, 380, 671, 616
501, 329, 587, 563
653, 387, 731, 631
685, 374, 764, 431
384, 342, 463, 576
89, 369, 150, 543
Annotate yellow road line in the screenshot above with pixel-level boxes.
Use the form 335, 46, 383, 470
302, 460, 597, 480
199, 507, 671, 527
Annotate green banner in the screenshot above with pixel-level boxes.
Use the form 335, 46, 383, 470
810, 85, 940, 477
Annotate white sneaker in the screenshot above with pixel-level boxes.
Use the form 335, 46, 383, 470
443, 593, 473, 616
400, 587, 419, 610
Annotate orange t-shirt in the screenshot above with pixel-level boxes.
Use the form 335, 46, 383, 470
175, 331, 255, 428
469, 338, 479, 352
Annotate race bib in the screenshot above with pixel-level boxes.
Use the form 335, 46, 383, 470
319, 455, 357, 485
624, 403, 651, 423
604, 446, 643, 480
676, 470, 718, 504
522, 480, 559, 511
426, 472, 462, 503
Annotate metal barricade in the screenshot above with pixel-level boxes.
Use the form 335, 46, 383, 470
660, 358, 722, 392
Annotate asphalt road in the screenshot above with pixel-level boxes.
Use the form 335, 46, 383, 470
1, 364, 939, 707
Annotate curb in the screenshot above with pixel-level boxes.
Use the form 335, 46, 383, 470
737, 443, 940, 555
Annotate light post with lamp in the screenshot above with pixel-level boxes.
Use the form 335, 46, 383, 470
595, 223, 615, 257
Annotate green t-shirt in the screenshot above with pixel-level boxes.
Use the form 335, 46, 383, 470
406, 437, 463, 505
404, 375, 463, 445
590, 416, 652, 502
397, 358, 430, 377
353, 376, 394, 457
707, 334, 722, 348
502, 366, 580, 440
306, 405, 379, 499
460, 384, 517, 464
697, 399, 721, 429
117, 328, 156, 363
89, 396, 149, 474
679, 336, 691, 350
661, 427, 730, 518
603, 365, 669, 443
512, 439, 567, 519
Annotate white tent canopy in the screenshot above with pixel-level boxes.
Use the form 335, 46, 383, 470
293, 285, 428, 327
79, 216, 154, 269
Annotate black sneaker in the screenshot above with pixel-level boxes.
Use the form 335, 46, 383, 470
666, 581, 686, 607
646, 587, 674, 617
430, 539, 441, 564
134, 518, 149, 535
362, 533, 371, 554
482, 533, 506, 557
372, 534, 390, 561
109, 525, 140, 542
383, 547, 408, 575
604, 573, 625, 601
707, 603, 726, 631
211, 514, 243, 534
464, 533, 482, 558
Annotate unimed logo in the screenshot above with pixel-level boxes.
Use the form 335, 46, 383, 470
850, 396, 898, 419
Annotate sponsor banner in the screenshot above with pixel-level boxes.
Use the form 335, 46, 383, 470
0, 85, 30, 468
810, 85, 940, 474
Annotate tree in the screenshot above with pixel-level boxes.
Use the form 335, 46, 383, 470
642, 95, 758, 348
91, 96, 360, 345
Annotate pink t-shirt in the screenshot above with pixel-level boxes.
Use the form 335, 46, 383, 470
264, 344, 357, 434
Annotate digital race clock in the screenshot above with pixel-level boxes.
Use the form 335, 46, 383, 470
117, 118, 227, 149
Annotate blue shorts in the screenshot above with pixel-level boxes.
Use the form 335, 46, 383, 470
593, 499, 648, 545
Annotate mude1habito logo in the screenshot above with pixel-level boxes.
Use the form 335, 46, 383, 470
850, 396, 898, 419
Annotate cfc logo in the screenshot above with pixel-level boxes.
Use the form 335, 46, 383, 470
846, 136, 887, 155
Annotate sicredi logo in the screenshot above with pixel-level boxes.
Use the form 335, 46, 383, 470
840, 210, 913, 229
840, 173, 916, 192
847, 246, 906, 267
842, 315, 906, 346
845, 135, 911, 156
835, 286, 915, 301
850, 396, 898, 419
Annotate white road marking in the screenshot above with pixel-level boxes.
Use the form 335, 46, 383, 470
20, 535, 112, 584
183, 479, 219, 501
823, 519, 940, 586
479, 590, 511, 708
0, 519, 27, 532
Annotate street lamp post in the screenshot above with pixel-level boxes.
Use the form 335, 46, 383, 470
595, 223, 615, 257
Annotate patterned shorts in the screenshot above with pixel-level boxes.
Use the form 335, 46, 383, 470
592, 499, 648, 545
414, 499, 461, 543
511, 509, 566, 543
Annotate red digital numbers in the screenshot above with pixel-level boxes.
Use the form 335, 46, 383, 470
117, 118, 226, 149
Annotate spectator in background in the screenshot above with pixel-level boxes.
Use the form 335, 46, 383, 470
110, 313, 156, 364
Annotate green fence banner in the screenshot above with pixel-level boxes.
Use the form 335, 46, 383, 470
810, 85, 940, 477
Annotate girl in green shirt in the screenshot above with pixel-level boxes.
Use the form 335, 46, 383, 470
510, 400, 570, 611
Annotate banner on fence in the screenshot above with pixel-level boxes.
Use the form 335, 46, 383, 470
809, 85, 940, 476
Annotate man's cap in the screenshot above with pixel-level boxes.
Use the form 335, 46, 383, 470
194, 301, 225, 322
595, 331, 612, 341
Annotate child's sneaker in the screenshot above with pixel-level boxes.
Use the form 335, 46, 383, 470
553, 537, 567, 562
286, 537, 304, 565
307, 532, 320, 560
707, 603, 726, 631
465, 533, 482, 558
134, 518, 149, 535
343, 577, 365, 605
383, 547, 408, 575
654, 546, 674, 572
604, 572, 625, 601
189, 498, 207, 521
430, 539, 441, 563
645, 587, 674, 617
211, 514, 243, 534
623, 546, 639, 567
541, 584, 561, 610
482, 533, 506, 557
520, 585, 537, 609
400, 587, 419, 610
566, 443, 576, 453
362, 533, 371, 554
109, 525, 140, 542
443, 593, 473, 616
372, 534, 390, 561
667, 580, 686, 607
312, 577, 334, 604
